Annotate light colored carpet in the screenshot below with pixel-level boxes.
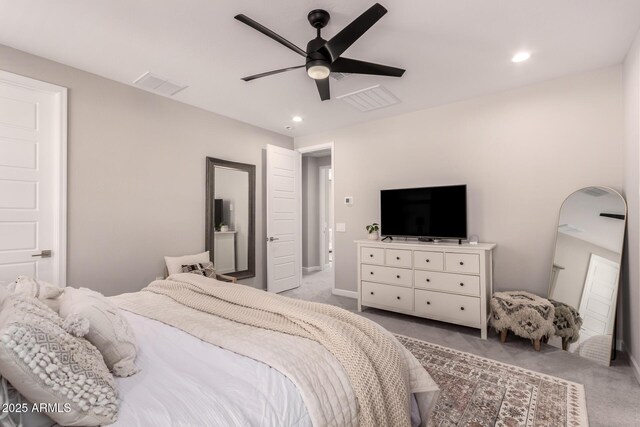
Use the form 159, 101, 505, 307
397, 334, 587, 427
282, 268, 640, 426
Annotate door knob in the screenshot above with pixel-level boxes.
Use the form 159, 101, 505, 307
32, 250, 52, 258
267, 237, 280, 242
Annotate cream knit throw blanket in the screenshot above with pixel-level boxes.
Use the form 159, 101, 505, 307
137, 275, 411, 427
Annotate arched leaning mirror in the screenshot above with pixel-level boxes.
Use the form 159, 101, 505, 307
205, 157, 256, 280
548, 186, 626, 366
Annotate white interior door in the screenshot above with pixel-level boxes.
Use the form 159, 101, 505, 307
576, 254, 620, 341
266, 144, 301, 293
0, 71, 67, 287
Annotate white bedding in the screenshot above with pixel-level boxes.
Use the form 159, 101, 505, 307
113, 311, 312, 427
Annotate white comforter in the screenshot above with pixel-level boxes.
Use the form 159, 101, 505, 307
113, 312, 312, 426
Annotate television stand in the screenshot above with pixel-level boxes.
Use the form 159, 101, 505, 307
418, 237, 439, 243
418, 237, 463, 245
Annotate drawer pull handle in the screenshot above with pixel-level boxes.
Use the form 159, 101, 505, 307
459, 261, 464, 265
396, 296, 401, 300
426, 259, 430, 263
460, 306, 465, 311
370, 272, 374, 275
396, 256, 400, 260
396, 275, 400, 279
370, 254, 374, 258
426, 301, 431, 305
459, 283, 464, 287
426, 278, 430, 282
370, 291, 374, 295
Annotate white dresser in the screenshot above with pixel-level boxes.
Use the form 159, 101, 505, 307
356, 239, 496, 339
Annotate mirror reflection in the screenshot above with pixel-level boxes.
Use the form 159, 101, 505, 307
549, 186, 626, 365
206, 157, 255, 280
214, 166, 249, 274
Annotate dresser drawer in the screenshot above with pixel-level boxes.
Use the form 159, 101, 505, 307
414, 270, 480, 297
361, 247, 384, 265
414, 289, 481, 327
413, 251, 444, 271
361, 264, 412, 288
445, 253, 480, 274
385, 249, 412, 268
362, 281, 413, 311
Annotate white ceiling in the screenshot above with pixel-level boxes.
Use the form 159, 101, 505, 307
1, 0, 639, 137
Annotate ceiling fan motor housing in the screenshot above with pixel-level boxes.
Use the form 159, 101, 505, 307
307, 9, 330, 29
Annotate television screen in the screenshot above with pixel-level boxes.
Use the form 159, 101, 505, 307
380, 185, 467, 239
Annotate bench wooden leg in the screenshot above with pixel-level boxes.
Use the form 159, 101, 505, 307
562, 337, 569, 351
533, 339, 541, 351
500, 329, 508, 343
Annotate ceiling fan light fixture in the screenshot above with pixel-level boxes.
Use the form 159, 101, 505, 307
306, 60, 331, 80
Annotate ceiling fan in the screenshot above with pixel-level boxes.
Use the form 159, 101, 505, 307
234, 3, 405, 101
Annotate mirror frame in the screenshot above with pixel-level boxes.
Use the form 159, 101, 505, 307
205, 157, 256, 280
547, 185, 627, 362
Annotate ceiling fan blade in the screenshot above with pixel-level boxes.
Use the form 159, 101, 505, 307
315, 78, 330, 101
331, 57, 405, 77
318, 3, 387, 62
235, 14, 307, 57
241, 65, 305, 82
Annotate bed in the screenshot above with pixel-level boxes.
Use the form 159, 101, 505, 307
109, 273, 440, 427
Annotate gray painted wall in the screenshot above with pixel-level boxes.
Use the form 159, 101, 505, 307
296, 67, 624, 297
0, 44, 293, 295
623, 29, 640, 380
301, 155, 331, 268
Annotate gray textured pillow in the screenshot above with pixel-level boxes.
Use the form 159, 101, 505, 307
0, 294, 119, 426
7, 276, 63, 312
59, 288, 139, 378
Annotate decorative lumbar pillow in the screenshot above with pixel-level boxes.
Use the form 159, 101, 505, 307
7, 276, 63, 312
164, 251, 210, 276
58, 288, 139, 378
181, 262, 215, 277
0, 294, 119, 426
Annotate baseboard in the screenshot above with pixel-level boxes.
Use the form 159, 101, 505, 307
302, 266, 321, 273
630, 351, 640, 385
332, 288, 358, 299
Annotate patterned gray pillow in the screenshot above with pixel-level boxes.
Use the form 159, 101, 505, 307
181, 262, 215, 277
0, 294, 119, 426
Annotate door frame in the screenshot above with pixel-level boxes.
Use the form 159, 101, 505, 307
296, 142, 335, 293
0, 70, 68, 286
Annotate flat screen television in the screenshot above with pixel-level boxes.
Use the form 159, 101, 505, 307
380, 185, 467, 239
214, 199, 223, 227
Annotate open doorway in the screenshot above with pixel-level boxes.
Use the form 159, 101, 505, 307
298, 143, 335, 296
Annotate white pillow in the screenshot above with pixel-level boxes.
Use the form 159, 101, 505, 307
59, 288, 139, 378
0, 294, 119, 426
164, 251, 210, 276
7, 276, 63, 312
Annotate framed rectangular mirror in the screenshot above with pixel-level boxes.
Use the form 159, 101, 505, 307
206, 157, 256, 280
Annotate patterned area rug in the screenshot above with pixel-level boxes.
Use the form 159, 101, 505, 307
396, 335, 588, 427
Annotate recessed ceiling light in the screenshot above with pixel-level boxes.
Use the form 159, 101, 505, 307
292, 116, 303, 123
512, 52, 531, 63
285, 125, 294, 130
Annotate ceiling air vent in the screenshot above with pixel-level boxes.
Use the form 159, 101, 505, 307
336, 85, 400, 112
581, 187, 608, 197
330, 72, 351, 81
133, 72, 188, 96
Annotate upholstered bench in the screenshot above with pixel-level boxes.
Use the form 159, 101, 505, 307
549, 299, 583, 350
490, 291, 555, 351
